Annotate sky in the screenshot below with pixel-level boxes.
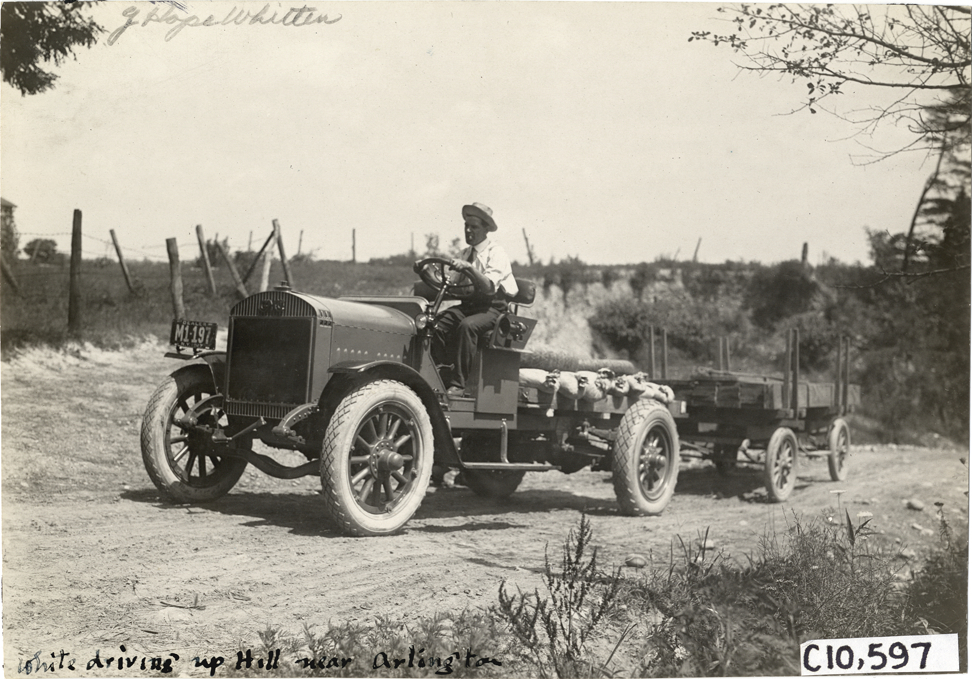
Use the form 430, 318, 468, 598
0, 1, 944, 267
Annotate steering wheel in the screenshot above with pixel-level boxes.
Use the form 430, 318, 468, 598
414, 257, 476, 299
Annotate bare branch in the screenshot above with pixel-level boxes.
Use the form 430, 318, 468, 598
834, 263, 971, 289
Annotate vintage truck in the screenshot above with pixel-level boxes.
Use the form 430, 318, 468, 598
140, 258, 682, 536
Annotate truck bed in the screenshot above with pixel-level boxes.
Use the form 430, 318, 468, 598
660, 369, 860, 411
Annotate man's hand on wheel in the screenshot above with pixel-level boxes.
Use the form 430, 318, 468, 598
450, 258, 472, 271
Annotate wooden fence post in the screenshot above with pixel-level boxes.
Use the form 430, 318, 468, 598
648, 326, 656, 379
109, 229, 135, 293
522, 228, 535, 267
352, 228, 356, 263
259, 248, 273, 292
1, 254, 20, 295
661, 329, 668, 379
196, 224, 217, 296
166, 238, 186, 321
215, 241, 248, 298
242, 230, 275, 284
68, 209, 83, 333
273, 219, 294, 287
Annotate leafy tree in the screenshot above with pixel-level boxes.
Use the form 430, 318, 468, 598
628, 262, 655, 301
691, 6, 970, 270
690, 5, 970, 154
422, 233, 440, 257
23, 238, 58, 263
1, 2, 103, 96
744, 260, 819, 330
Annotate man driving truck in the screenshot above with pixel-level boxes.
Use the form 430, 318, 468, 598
422, 202, 518, 397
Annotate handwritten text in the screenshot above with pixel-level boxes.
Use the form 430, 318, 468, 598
107, 4, 342, 45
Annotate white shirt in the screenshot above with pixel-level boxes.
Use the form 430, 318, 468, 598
461, 237, 518, 298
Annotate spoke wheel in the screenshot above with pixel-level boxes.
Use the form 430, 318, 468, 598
141, 366, 248, 503
764, 427, 798, 502
320, 380, 433, 536
612, 400, 680, 516
827, 418, 851, 481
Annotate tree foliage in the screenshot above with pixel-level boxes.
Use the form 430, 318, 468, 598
23, 238, 58, 264
1, 2, 103, 96
690, 4, 970, 155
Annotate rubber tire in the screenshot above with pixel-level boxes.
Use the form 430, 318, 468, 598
460, 433, 525, 499
612, 399, 680, 516
827, 418, 851, 481
320, 380, 434, 537
140, 366, 248, 503
764, 427, 798, 502
713, 445, 737, 476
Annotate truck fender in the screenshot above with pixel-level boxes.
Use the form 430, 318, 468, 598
165, 351, 227, 392
326, 360, 459, 465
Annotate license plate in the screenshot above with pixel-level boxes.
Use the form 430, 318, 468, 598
170, 320, 218, 350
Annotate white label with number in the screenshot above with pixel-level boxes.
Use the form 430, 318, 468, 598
801, 634, 959, 675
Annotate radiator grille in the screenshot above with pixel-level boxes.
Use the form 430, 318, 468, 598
224, 399, 296, 420
231, 291, 330, 322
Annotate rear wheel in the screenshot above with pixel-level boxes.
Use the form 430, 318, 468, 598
320, 380, 434, 536
827, 418, 850, 481
459, 432, 525, 498
764, 427, 798, 502
140, 366, 248, 503
612, 400, 680, 516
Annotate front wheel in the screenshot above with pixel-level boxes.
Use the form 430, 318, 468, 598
612, 400, 680, 516
764, 427, 798, 502
320, 380, 434, 536
140, 366, 248, 503
828, 418, 851, 481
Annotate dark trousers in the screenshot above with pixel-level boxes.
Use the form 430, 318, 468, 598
431, 304, 503, 390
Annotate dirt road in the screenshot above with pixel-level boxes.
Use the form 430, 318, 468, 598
2, 342, 968, 675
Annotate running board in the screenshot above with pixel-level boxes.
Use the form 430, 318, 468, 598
460, 462, 559, 472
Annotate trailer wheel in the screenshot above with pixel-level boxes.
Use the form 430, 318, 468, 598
612, 400, 680, 516
320, 380, 434, 537
827, 418, 850, 482
713, 445, 737, 476
764, 427, 798, 502
140, 366, 248, 503
459, 433, 525, 498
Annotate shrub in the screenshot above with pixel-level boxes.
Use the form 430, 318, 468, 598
600, 267, 620, 289
629, 262, 655, 300
744, 260, 819, 330
495, 514, 622, 678
627, 514, 905, 676
588, 294, 751, 368
904, 504, 969, 670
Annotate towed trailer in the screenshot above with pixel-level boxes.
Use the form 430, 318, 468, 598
656, 328, 860, 501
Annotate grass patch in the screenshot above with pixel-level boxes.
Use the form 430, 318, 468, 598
230, 512, 967, 677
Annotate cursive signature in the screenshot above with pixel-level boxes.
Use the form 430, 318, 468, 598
107, 4, 342, 45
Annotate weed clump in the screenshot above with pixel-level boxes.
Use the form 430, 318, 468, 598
624, 516, 906, 676
494, 514, 623, 678
232, 511, 967, 677
904, 503, 969, 670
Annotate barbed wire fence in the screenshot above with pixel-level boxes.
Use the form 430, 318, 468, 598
2, 212, 301, 333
